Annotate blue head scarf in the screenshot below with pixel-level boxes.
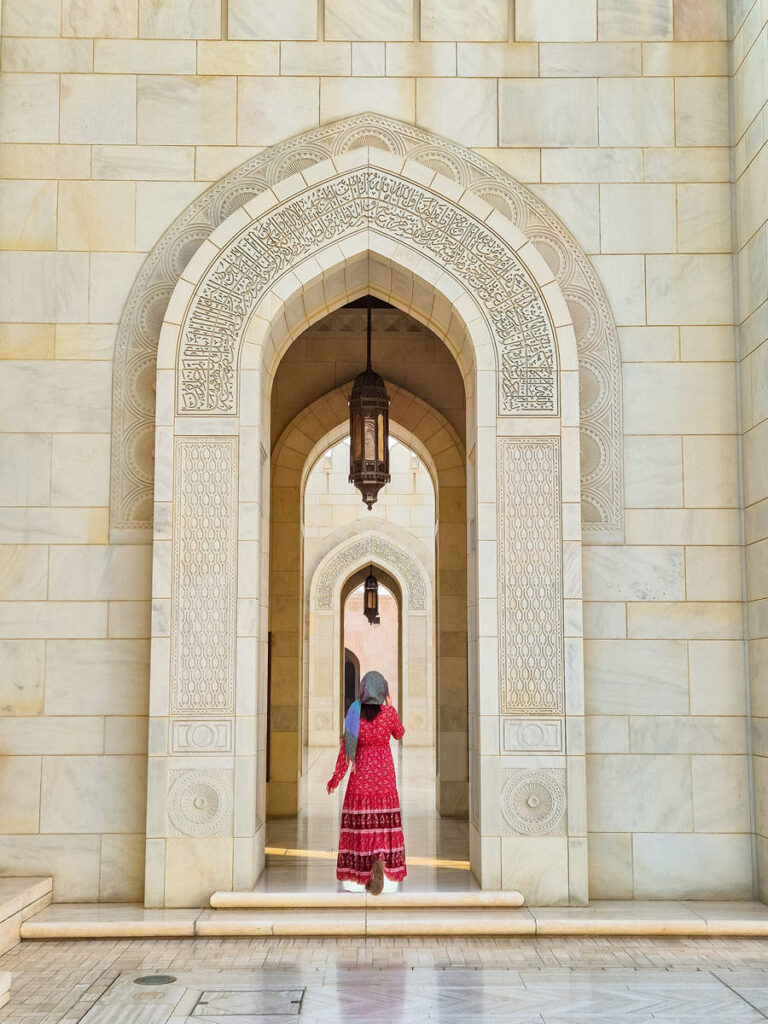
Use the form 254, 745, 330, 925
343, 671, 389, 763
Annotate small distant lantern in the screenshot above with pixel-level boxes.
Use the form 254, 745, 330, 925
363, 566, 380, 626
348, 297, 390, 510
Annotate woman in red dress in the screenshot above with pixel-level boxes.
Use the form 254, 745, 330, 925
326, 670, 407, 895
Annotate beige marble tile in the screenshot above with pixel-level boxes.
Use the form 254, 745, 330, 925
165, 838, 234, 908
643, 40, 728, 74
628, 601, 744, 640
45, 639, 149, 714
590, 255, 645, 324
583, 601, 626, 638
40, 755, 147, 834
540, 40, 639, 74
0, 716, 104, 755
474, 147, 540, 181
674, 0, 728, 39
531, 183, 599, 252
516, 0, 596, 41
626, 509, 740, 545
0, 602, 107, 640
139, 0, 220, 38
100, 835, 146, 901
135, 180, 207, 250
0, 545, 48, 600
422, 0, 508, 40
582, 546, 684, 602
0, 142, 91, 179
624, 435, 682, 508
352, 41, 385, 74
387, 42, 455, 75
138, 75, 235, 145
584, 639, 689, 714
692, 754, 750, 832
630, 715, 747, 755
60, 74, 136, 144
50, 434, 110, 507
0, 178, 56, 247
94, 39, 197, 73
624, 363, 738, 433
323, 77, 415, 126
457, 42, 537, 75
501, 837, 569, 904
599, 78, 673, 146
676, 76, 730, 146
326, 0, 413, 40
0, 74, 59, 143
58, 181, 135, 252
587, 833, 634, 898
0, 254, 90, 323
689, 641, 747, 716
0, 361, 110, 430
0, 435, 50, 508
587, 753, 692, 831
634, 833, 752, 899
0, 756, 41, 832
0, 325, 55, 360
686, 546, 743, 601
281, 41, 351, 75
598, 0, 672, 39
197, 40, 279, 75
0, 837, 100, 901
643, 145, 730, 182
600, 182, 676, 254
678, 183, 732, 253
1, 37, 92, 72
49, 545, 151, 601
55, 324, 115, 359
228, 0, 317, 40
238, 77, 319, 146
541, 146, 642, 182
500, 79, 597, 146
647, 254, 733, 325
0, 641, 44, 715
108, 601, 151, 638
89, 252, 145, 321
62, 0, 138, 36
585, 715, 630, 752
2, 0, 61, 35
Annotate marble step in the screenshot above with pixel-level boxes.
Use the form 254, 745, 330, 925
20, 900, 768, 940
0, 877, 53, 957
209, 888, 525, 909
0, 971, 9, 1012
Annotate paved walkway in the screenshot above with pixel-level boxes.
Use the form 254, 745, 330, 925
3, 934, 768, 1022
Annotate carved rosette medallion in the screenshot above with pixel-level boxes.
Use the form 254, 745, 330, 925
177, 168, 559, 419
171, 437, 238, 715
497, 438, 564, 714
167, 769, 233, 837
315, 534, 427, 611
501, 768, 566, 837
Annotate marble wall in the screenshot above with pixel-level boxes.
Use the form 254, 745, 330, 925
0, 0, 762, 902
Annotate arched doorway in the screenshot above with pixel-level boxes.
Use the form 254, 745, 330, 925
145, 140, 593, 908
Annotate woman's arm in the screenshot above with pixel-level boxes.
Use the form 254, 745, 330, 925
326, 741, 349, 793
389, 705, 405, 741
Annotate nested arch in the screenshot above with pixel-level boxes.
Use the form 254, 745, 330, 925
112, 113, 622, 539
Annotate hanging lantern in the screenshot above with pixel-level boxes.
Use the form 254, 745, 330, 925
363, 567, 380, 625
348, 297, 390, 509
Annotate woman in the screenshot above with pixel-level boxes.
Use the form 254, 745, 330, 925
326, 670, 407, 895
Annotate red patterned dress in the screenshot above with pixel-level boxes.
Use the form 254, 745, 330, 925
327, 704, 407, 885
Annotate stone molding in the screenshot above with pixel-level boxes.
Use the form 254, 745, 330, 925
314, 532, 429, 611
110, 113, 622, 538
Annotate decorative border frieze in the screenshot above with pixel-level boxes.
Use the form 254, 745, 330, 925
497, 438, 564, 715
170, 437, 238, 716
171, 718, 233, 754
501, 768, 567, 837
315, 533, 427, 611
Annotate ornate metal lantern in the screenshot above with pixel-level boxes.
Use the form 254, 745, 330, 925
363, 566, 380, 625
348, 297, 390, 509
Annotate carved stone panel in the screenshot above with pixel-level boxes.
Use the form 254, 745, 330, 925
171, 719, 233, 754
501, 768, 567, 836
497, 438, 564, 715
502, 718, 564, 753
171, 437, 238, 715
167, 769, 234, 837
177, 168, 558, 419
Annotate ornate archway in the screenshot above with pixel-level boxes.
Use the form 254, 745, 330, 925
111, 113, 622, 542
146, 143, 587, 909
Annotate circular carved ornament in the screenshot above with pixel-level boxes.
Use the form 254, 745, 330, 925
501, 770, 566, 836
168, 770, 232, 837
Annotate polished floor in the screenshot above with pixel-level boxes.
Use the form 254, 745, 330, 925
4, 935, 768, 1023
259, 745, 475, 893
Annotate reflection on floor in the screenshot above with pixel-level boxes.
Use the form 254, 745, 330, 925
260, 746, 474, 893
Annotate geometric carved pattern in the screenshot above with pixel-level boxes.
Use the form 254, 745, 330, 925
171, 437, 238, 715
497, 438, 564, 714
167, 769, 233, 837
501, 768, 567, 836
110, 113, 622, 537
315, 534, 427, 611
178, 168, 558, 418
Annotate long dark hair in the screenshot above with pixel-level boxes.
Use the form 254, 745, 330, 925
360, 702, 382, 722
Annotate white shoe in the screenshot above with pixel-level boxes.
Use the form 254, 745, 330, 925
342, 880, 366, 892
382, 877, 399, 893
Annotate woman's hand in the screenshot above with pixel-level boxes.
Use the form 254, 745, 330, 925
326, 781, 334, 794
385, 694, 392, 706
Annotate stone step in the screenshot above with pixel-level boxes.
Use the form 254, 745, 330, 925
209, 888, 525, 909
0, 877, 53, 957
20, 900, 768, 940
0, 971, 10, 1012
